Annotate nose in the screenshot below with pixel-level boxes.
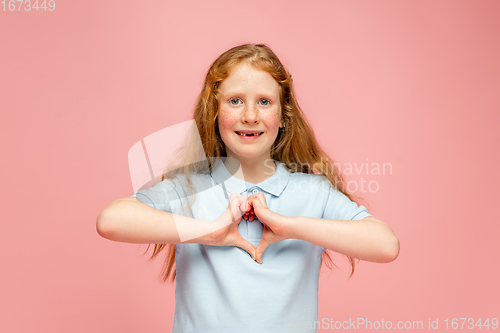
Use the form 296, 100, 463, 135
242, 104, 259, 123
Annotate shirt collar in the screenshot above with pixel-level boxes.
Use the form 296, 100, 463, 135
211, 159, 290, 197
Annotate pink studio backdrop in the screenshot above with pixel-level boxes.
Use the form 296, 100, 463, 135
1, 1, 499, 332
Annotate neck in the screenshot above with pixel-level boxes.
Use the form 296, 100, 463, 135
224, 155, 277, 184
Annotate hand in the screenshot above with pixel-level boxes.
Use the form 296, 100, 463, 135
246, 192, 292, 264
210, 193, 257, 261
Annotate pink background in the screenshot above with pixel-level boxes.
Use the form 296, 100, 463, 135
1, 0, 499, 332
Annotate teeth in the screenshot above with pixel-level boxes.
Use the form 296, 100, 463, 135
238, 132, 261, 136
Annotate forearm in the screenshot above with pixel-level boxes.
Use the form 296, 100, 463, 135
96, 199, 214, 244
287, 216, 400, 263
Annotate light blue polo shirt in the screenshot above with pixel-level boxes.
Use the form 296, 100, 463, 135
131, 159, 372, 332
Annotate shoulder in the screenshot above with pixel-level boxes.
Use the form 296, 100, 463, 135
287, 170, 332, 190
165, 170, 215, 193
135, 170, 211, 194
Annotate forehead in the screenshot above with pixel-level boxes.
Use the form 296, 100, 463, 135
219, 62, 279, 94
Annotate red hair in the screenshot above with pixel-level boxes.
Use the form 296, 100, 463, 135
143, 44, 366, 282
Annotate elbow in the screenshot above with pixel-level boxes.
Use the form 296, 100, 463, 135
96, 209, 115, 239
96, 198, 127, 239
381, 236, 400, 263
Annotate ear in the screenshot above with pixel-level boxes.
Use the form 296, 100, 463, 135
279, 114, 286, 128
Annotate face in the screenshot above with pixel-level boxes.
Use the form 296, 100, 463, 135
217, 62, 282, 163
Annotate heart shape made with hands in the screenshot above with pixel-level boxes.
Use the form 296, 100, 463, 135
224, 192, 289, 265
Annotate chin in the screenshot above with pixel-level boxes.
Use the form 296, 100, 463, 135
229, 150, 269, 159
235, 153, 264, 159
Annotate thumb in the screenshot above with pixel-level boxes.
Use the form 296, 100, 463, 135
251, 197, 266, 209
233, 237, 257, 262
248, 195, 267, 211
255, 233, 272, 265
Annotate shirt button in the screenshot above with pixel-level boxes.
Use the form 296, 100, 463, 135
252, 189, 258, 194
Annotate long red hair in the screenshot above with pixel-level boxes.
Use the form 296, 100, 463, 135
143, 43, 366, 282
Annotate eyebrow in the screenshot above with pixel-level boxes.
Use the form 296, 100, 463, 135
222, 91, 278, 98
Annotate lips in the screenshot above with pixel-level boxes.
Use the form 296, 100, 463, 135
235, 131, 264, 137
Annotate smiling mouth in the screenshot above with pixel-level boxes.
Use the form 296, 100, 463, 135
235, 132, 264, 137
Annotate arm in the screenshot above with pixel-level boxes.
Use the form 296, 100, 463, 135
96, 197, 213, 244
96, 194, 259, 260
287, 215, 400, 263
245, 193, 400, 264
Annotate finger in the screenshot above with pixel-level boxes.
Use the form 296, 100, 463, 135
256, 192, 267, 207
228, 203, 240, 224
246, 208, 252, 221
226, 195, 244, 226
245, 198, 254, 213
233, 237, 257, 262
242, 199, 250, 220
249, 197, 265, 214
249, 194, 266, 208
255, 235, 272, 265
244, 200, 253, 221
239, 200, 249, 213
248, 193, 267, 206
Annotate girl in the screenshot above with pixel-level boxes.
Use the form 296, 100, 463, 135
97, 43, 400, 333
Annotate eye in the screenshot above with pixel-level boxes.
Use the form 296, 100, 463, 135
259, 99, 271, 106
229, 98, 241, 105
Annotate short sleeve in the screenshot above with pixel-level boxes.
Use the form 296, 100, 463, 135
319, 182, 373, 252
321, 182, 372, 221
130, 179, 177, 212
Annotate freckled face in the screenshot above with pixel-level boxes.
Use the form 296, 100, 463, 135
217, 62, 282, 162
